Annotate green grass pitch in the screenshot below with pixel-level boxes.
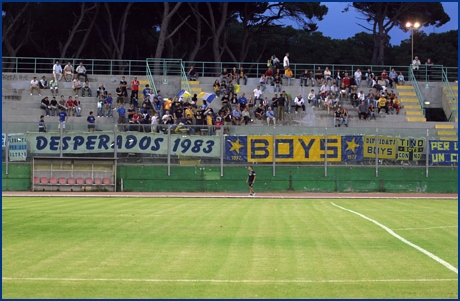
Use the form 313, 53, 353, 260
2, 197, 458, 298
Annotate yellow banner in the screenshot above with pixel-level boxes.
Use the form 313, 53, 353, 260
363, 135, 397, 159
248, 135, 341, 163
397, 138, 425, 161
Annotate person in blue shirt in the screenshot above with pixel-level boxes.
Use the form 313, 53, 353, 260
238, 93, 247, 110
58, 108, 68, 131
87, 111, 96, 132
117, 103, 127, 131
142, 84, 152, 101
266, 106, 276, 126
106, 93, 114, 117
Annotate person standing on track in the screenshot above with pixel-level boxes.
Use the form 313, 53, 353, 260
246, 166, 256, 196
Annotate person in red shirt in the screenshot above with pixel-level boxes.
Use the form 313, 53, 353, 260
381, 69, 389, 87
66, 96, 76, 116
342, 75, 351, 93
131, 76, 139, 100
265, 68, 274, 85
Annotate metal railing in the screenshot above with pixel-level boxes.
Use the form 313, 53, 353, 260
441, 68, 458, 122
3, 57, 457, 82
408, 66, 426, 116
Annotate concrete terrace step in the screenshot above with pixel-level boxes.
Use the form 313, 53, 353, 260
435, 124, 455, 129
437, 130, 457, 136
399, 91, 416, 96
406, 117, 426, 122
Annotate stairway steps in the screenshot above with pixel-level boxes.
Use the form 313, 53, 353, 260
406, 117, 426, 122
405, 111, 423, 115
437, 130, 457, 136
435, 124, 455, 129
439, 137, 458, 141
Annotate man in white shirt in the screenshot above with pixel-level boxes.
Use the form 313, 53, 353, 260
252, 86, 263, 106
53, 61, 63, 82
308, 89, 318, 108
283, 53, 289, 70
354, 68, 362, 87
76, 62, 88, 82
294, 94, 305, 113
30, 77, 41, 96
412, 56, 421, 79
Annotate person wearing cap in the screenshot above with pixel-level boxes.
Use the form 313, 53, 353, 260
50, 96, 58, 116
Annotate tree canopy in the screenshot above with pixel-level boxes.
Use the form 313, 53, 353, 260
2, 2, 457, 67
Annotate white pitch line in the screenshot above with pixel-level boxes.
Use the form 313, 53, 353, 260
331, 202, 458, 275
393, 225, 458, 231
1, 277, 458, 284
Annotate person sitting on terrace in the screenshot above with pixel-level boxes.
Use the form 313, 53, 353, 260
49, 77, 59, 96
220, 68, 229, 84
378, 94, 388, 115
333, 106, 343, 127
300, 69, 313, 87
187, 65, 199, 81
308, 89, 318, 108
82, 80, 92, 97
40, 96, 51, 116
63, 62, 74, 82
273, 75, 282, 93
350, 89, 359, 108
220, 80, 228, 96
238, 66, 248, 85
266, 106, 276, 126
294, 94, 306, 113
324, 67, 333, 84
381, 69, 390, 87
315, 66, 323, 86
254, 104, 265, 120
393, 95, 401, 115
30, 77, 41, 96
75, 62, 88, 82
397, 72, 405, 85
66, 96, 76, 116
283, 67, 293, 86
358, 100, 369, 120
232, 105, 243, 125
39, 76, 49, 90
320, 81, 330, 98
259, 74, 267, 93
213, 79, 221, 96
72, 78, 82, 95
265, 68, 274, 85
368, 103, 376, 120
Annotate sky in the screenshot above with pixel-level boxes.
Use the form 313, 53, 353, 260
283, 2, 458, 46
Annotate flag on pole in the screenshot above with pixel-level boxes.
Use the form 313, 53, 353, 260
176, 89, 191, 98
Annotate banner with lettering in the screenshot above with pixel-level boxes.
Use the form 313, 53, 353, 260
429, 140, 458, 165
27, 132, 220, 157
341, 136, 364, 162
363, 135, 397, 159
225, 135, 341, 163
4, 134, 28, 161
397, 138, 425, 161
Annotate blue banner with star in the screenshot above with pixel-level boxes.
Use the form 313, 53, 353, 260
342, 136, 363, 162
225, 136, 248, 162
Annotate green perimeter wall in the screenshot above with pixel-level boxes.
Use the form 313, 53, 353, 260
3, 164, 458, 193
